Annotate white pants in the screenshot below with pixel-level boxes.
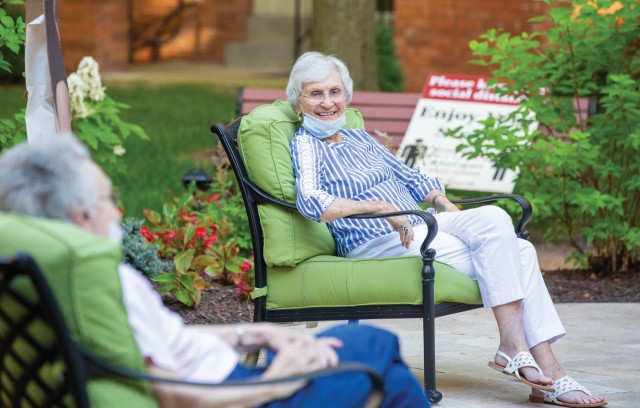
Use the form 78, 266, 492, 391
347, 206, 566, 348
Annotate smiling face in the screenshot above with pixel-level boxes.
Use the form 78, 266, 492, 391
297, 69, 347, 123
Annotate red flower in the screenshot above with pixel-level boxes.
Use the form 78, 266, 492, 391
195, 227, 207, 239
203, 234, 218, 248
140, 226, 154, 242
182, 213, 197, 222
206, 193, 220, 202
164, 230, 177, 243
239, 261, 252, 272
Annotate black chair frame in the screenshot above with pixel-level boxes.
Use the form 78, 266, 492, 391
0, 253, 383, 408
211, 119, 532, 404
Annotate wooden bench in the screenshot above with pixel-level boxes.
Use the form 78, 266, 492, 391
236, 87, 420, 152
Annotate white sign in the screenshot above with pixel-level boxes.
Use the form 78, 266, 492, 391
397, 74, 531, 193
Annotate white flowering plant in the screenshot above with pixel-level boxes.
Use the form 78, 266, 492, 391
68, 56, 148, 176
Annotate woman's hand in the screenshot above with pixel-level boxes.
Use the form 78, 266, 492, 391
264, 326, 342, 353
260, 336, 343, 398
373, 201, 414, 249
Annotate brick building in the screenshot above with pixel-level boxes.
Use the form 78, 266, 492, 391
57, 0, 549, 92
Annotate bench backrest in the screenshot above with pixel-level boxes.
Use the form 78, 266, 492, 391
237, 88, 420, 152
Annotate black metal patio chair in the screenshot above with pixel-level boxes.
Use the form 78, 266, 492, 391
210, 106, 532, 404
0, 253, 384, 408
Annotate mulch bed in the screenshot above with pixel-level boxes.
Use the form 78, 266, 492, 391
162, 268, 640, 326
543, 268, 640, 303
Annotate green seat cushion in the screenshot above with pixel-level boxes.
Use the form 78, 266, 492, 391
0, 212, 157, 408
238, 100, 364, 266
265, 256, 482, 309
238, 100, 482, 309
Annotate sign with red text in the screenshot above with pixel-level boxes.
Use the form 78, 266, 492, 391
397, 73, 532, 193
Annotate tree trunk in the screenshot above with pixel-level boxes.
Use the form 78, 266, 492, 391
311, 0, 378, 91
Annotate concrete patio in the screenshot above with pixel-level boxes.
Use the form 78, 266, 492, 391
287, 303, 639, 407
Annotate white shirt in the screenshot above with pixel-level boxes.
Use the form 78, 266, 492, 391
118, 263, 240, 382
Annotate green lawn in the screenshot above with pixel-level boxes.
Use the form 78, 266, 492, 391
0, 84, 236, 218
107, 85, 236, 218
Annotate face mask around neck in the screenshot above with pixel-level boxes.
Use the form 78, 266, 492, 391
107, 221, 124, 245
301, 111, 346, 139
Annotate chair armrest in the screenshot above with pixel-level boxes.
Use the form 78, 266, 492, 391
348, 210, 438, 257
242, 180, 438, 257
79, 346, 383, 406
451, 194, 532, 239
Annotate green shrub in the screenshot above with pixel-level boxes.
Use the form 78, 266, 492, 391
142, 187, 254, 306
376, 23, 404, 92
447, 0, 640, 273
0, 0, 25, 78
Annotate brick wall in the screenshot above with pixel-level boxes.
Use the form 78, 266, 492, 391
395, 0, 549, 92
58, 0, 130, 73
130, 0, 251, 63
58, 0, 251, 72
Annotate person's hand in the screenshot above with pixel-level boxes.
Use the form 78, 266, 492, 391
265, 337, 341, 376
261, 337, 342, 398
373, 201, 414, 249
264, 326, 341, 351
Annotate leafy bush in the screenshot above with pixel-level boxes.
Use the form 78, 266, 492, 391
67, 57, 148, 177
448, 0, 640, 273
376, 22, 404, 92
122, 217, 172, 278
0, 0, 25, 76
142, 187, 254, 306
0, 56, 148, 183
0, 0, 25, 146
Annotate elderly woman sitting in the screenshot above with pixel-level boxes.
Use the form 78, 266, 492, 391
287, 51, 607, 408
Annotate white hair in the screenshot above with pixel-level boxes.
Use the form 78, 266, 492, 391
286, 51, 354, 109
0, 136, 99, 222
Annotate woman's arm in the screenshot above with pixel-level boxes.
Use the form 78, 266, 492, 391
321, 198, 414, 248
149, 361, 305, 408
424, 189, 460, 212
150, 329, 343, 407
190, 323, 341, 354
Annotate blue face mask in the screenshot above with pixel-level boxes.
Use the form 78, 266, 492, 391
301, 111, 346, 139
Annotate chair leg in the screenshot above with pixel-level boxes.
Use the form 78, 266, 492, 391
422, 248, 443, 404
423, 294, 443, 404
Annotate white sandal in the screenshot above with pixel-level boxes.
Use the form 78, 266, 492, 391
528, 375, 607, 407
488, 350, 555, 392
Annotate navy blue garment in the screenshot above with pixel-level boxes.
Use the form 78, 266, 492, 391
225, 324, 429, 408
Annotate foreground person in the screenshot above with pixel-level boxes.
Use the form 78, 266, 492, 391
286, 51, 606, 408
0, 136, 429, 408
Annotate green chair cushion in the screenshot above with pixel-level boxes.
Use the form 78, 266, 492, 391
238, 99, 482, 310
265, 256, 482, 309
238, 100, 364, 267
0, 212, 157, 408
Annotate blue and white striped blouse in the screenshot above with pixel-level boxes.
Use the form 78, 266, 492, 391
290, 127, 445, 256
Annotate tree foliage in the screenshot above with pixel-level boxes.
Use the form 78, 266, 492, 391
376, 22, 404, 92
447, 0, 640, 273
0, 0, 24, 74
